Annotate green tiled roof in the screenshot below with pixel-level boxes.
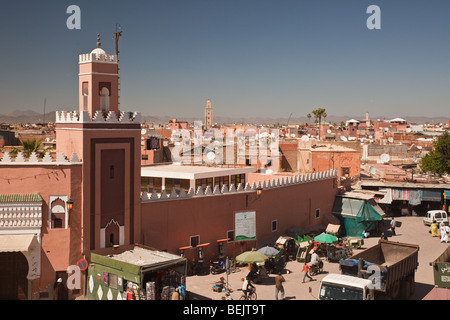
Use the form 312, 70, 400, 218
0, 193, 43, 203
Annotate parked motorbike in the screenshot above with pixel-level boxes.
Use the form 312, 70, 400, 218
309, 260, 323, 276
210, 260, 226, 274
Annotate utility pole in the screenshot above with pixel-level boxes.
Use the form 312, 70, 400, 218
43, 98, 46, 127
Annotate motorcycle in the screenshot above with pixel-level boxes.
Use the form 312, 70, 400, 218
309, 260, 323, 276
210, 260, 226, 274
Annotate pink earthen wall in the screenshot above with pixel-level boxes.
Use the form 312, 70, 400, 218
0, 164, 82, 296
140, 178, 337, 263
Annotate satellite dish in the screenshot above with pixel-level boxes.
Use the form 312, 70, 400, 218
388, 137, 394, 143
380, 153, 390, 163
301, 135, 310, 141
327, 129, 332, 134
206, 152, 216, 161
340, 136, 348, 141
141, 129, 147, 135
369, 166, 376, 175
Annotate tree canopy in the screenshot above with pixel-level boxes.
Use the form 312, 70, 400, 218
420, 132, 450, 175
310, 108, 327, 139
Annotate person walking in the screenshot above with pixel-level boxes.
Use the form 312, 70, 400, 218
430, 220, 439, 237
302, 262, 314, 283
440, 223, 449, 243
390, 217, 396, 236
275, 272, 285, 300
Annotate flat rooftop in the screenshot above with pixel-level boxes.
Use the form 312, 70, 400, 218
109, 246, 184, 267
141, 164, 257, 180
360, 180, 450, 189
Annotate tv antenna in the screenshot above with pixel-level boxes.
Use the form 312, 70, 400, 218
113, 23, 122, 57
113, 24, 123, 108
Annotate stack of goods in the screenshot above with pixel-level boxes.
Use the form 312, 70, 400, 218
146, 281, 156, 300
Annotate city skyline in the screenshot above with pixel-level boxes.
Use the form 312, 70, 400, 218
0, 0, 449, 120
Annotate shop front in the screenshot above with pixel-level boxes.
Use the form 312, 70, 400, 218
87, 245, 187, 300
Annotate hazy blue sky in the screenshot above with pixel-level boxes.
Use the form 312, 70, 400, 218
0, 0, 449, 120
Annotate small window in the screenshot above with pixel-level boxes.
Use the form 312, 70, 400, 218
271, 220, 278, 232
53, 218, 63, 229
142, 154, 149, 160
315, 208, 320, 219
190, 235, 200, 248
227, 230, 235, 242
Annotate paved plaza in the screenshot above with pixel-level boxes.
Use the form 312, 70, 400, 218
186, 216, 448, 300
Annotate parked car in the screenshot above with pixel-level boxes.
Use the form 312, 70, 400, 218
423, 210, 449, 226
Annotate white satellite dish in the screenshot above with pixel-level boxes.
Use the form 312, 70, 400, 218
388, 137, 394, 143
340, 136, 348, 141
380, 153, 390, 163
369, 166, 376, 175
301, 135, 310, 141
141, 129, 147, 135
327, 129, 332, 134
206, 152, 216, 161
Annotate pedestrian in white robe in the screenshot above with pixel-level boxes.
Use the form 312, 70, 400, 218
440, 223, 449, 243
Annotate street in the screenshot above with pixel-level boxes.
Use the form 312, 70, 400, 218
185, 216, 447, 300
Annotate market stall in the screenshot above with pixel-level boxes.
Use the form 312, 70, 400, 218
87, 245, 187, 300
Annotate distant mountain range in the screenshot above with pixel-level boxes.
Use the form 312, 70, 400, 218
0, 110, 447, 126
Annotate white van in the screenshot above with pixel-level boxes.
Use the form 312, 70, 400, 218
423, 210, 449, 226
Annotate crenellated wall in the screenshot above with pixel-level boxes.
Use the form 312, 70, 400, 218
141, 169, 337, 202
55, 110, 141, 124
79, 53, 118, 64
140, 170, 338, 261
0, 151, 81, 165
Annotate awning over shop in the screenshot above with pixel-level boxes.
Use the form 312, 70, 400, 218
383, 188, 444, 205
0, 234, 37, 253
379, 188, 392, 204
392, 188, 410, 201
444, 190, 450, 199
422, 190, 442, 202
332, 196, 384, 238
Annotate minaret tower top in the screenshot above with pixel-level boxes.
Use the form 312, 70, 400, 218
78, 34, 119, 116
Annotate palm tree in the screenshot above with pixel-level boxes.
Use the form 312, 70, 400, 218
10, 137, 49, 158
311, 108, 327, 140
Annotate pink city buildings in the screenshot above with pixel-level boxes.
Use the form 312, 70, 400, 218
0, 38, 338, 300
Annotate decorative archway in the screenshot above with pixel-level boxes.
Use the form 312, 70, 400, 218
100, 219, 124, 248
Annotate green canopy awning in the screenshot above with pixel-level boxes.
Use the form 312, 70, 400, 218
332, 196, 384, 238
356, 200, 383, 223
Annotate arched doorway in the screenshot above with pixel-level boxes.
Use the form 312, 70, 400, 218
0, 252, 29, 300
105, 220, 120, 248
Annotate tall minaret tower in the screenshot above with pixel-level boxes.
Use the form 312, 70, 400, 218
78, 34, 119, 116
204, 99, 213, 130
56, 34, 142, 253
